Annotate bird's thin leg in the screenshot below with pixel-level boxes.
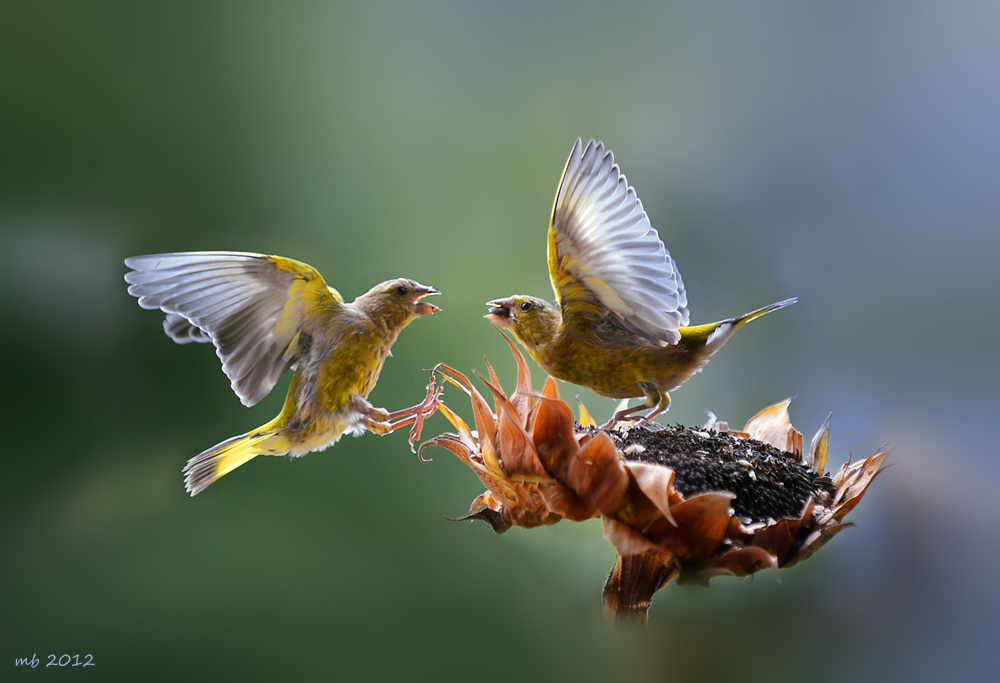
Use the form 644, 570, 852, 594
367, 371, 444, 451
354, 399, 390, 426
601, 386, 665, 431
601, 399, 654, 431
637, 392, 671, 425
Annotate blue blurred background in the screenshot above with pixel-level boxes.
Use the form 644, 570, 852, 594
3, 1, 998, 680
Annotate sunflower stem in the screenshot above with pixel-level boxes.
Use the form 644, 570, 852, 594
602, 552, 677, 625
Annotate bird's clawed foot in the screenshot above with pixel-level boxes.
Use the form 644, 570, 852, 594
600, 403, 648, 431
354, 401, 392, 435
374, 370, 445, 453
599, 394, 670, 431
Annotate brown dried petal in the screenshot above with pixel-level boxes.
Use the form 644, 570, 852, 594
473, 368, 506, 411
541, 376, 560, 400
625, 461, 677, 527
538, 482, 599, 521
617, 479, 668, 534
827, 450, 889, 522
685, 546, 779, 586
565, 432, 630, 517
495, 391, 549, 478
479, 436, 504, 478
447, 506, 513, 534
423, 433, 518, 508
751, 518, 802, 565
418, 434, 474, 468
834, 448, 880, 492
469, 490, 502, 514
799, 496, 816, 524
809, 413, 832, 474
441, 365, 498, 457
497, 330, 535, 420
436, 402, 478, 452
744, 399, 803, 456
531, 395, 579, 478
784, 522, 853, 568
653, 492, 735, 565
724, 516, 757, 545
506, 482, 564, 528
603, 516, 660, 556
484, 358, 504, 401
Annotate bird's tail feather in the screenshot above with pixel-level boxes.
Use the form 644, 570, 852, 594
183, 429, 281, 496
737, 297, 798, 326
700, 297, 798, 350
184, 376, 298, 495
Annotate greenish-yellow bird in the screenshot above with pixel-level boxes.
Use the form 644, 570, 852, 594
485, 138, 795, 426
125, 252, 441, 494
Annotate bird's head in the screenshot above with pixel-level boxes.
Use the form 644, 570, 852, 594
484, 295, 560, 348
358, 278, 441, 331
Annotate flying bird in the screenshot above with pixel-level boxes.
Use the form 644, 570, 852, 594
485, 139, 796, 426
125, 251, 441, 494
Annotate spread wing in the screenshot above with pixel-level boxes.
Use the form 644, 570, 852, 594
125, 251, 344, 406
547, 138, 689, 345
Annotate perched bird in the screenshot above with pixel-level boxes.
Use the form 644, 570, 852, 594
485, 138, 796, 426
125, 251, 441, 495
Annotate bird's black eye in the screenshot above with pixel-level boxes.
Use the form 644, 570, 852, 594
520, 301, 532, 311
395, 285, 408, 296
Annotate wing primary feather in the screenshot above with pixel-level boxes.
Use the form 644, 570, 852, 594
547, 138, 689, 343
221, 312, 283, 382
210, 297, 276, 344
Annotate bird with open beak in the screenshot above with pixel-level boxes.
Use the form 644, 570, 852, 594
126, 251, 441, 494
486, 139, 795, 427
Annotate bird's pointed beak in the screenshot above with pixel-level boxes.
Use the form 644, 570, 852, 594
484, 298, 513, 328
413, 284, 441, 316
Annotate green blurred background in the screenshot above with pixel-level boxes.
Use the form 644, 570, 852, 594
3, 1, 998, 680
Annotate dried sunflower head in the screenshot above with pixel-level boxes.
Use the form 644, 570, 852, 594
421, 332, 888, 622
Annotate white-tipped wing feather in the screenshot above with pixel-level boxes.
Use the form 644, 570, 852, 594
547, 139, 689, 345
163, 312, 212, 344
124, 251, 343, 406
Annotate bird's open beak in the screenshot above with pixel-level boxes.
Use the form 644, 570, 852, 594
484, 298, 513, 328
413, 285, 441, 316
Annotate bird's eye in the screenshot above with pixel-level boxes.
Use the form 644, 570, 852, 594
395, 285, 408, 296
520, 301, 532, 311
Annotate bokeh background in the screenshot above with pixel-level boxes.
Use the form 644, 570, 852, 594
3, 1, 998, 680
